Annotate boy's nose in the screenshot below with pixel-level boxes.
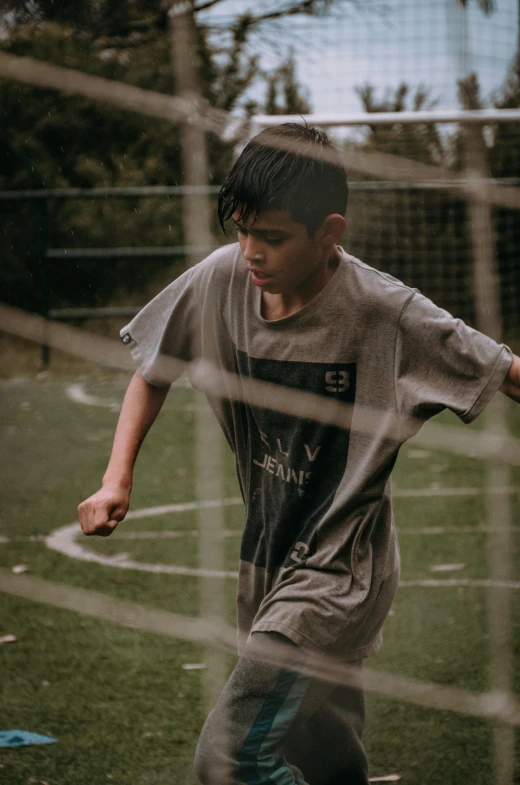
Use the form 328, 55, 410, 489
243, 235, 263, 262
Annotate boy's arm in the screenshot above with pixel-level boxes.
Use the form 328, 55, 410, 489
78, 370, 169, 537
500, 354, 520, 403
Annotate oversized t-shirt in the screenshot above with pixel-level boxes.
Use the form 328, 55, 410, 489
121, 244, 512, 660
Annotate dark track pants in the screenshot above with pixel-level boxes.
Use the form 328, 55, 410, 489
194, 632, 369, 785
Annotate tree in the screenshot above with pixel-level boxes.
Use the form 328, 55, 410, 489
0, 18, 262, 312
355, 83, 445, 166
262, 53, 311, 116
0, 0, 330, 312
0, 1, 370, 37
345, 82, 473, 324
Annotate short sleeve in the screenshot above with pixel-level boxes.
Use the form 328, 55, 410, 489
120, 266, 197, 387
395, 292, 512, 425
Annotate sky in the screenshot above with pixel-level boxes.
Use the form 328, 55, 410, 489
204, 0, 519, 115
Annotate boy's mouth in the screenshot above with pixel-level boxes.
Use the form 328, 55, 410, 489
249, 268, 273, 286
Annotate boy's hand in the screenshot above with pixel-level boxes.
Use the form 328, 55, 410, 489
78, 483, 130, 537
77, 371, 169, 537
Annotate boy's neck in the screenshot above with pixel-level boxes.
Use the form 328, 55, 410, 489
261, 246, 341, 321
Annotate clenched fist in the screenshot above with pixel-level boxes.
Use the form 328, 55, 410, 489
78, 483, 131, 537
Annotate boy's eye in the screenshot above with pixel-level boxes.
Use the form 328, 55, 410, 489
235, 226, 283, 245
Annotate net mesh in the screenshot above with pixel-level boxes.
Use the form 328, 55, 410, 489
1, 2, 520, 784
344, 176, 520, 337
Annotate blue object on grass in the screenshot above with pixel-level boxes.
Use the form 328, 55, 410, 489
0, 730, 57, 747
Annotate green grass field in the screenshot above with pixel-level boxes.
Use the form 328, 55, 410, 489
1, 377, 520, 785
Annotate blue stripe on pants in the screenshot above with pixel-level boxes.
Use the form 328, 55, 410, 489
236, 668, 309, 784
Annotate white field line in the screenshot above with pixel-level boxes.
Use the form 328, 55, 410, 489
1, 565, 520, 727
65, 377, 192, 411
7, 488, 519, 545
115, 529, 239, 539
45, 522, 239, 580
66, 383, 121, 411
45, 499, 243, 580
43, 496, 520, 587
393, 486, 519, 497
122, 497, 243, 521
4, 522, 519, 545
400, 579, 520, 589
113, 524, 520, 540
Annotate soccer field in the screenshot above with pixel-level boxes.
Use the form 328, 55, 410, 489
1, 377, 520, 785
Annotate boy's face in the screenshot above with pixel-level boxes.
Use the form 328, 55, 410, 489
232, 207, 330, 296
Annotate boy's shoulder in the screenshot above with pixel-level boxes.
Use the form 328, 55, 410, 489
336, 250, 417, 315
339, 250, 415, 296
191, 242, 243, 281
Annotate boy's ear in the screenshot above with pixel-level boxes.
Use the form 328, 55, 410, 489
318, 214, 346, 245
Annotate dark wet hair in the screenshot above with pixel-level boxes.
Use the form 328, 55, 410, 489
218, 123, 348, 235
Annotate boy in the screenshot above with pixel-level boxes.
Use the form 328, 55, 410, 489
79, 123, 520, 784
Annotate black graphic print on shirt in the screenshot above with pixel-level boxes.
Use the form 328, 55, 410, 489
233, 347, 356, 572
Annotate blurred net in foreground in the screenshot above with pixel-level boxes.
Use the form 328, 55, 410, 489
1, 10, 520, 782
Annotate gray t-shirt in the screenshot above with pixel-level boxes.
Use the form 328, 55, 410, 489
121, 244, 512, 660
